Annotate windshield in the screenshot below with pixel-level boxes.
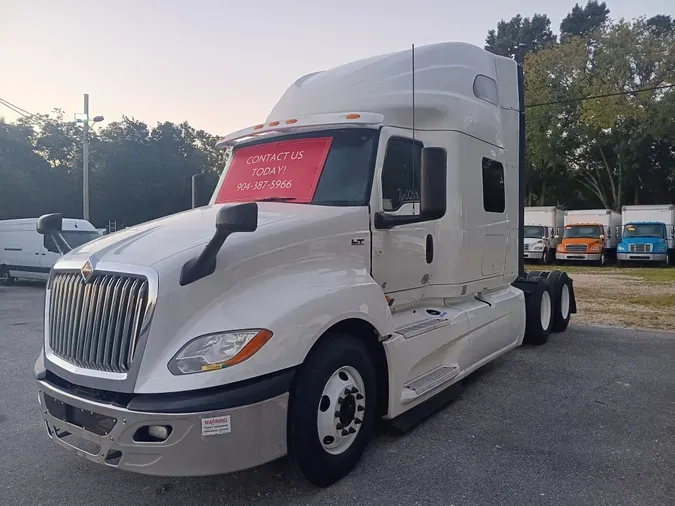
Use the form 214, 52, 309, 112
623, 223, 665, 238
524, 226, 545, 239
563, 225, 602, 239
215, 128, 379, 206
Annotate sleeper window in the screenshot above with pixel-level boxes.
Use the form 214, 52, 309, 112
482, 158, 505, 213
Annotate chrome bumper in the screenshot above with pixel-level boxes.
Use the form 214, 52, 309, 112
36, 377, 289, 477
617, 253, 667, 262
556, 252, 601, 261
523, 250, 545, 259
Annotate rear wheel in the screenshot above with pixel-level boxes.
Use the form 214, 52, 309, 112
546, 270, 572, 332
0, 266, 14, 286
523, 278, 553, 345
287, 332, 377, 488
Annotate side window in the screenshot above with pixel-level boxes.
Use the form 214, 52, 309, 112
381, 137, 422, 211
43, 234, 58, 253
482, 158, 505, 213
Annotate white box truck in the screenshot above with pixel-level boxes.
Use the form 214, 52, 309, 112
617, 205, 675, 266
0, 218, 99, 285
523, 206, 564, 264
556, 209, 621, 265
32, 42, 577, 487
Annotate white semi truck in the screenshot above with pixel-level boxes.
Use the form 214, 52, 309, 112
523, 206, 564, 264
32, 42, 577, 487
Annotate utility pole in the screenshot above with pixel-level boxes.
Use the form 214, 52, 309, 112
82, 93, 90, 221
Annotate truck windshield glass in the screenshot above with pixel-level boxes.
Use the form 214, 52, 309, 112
563, 225, 602, 239
524, 226, 545, 238
623, 223, 666, 238
215, 128, 379, 206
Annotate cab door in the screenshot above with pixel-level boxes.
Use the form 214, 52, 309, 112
370, 127, 431, 306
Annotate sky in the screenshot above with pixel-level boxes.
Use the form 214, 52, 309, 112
1, 0, 673, 136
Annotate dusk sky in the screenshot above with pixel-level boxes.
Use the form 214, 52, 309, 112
2, 0, 672, 136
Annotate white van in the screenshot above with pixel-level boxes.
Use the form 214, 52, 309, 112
0, 218, 99, 284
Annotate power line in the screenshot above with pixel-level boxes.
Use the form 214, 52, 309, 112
526, 84, 675, 108
0, 97, 33, 117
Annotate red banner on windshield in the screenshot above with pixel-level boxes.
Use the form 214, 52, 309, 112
215, 137, 333, 203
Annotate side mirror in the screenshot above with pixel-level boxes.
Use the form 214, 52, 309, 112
554, 235, 560, 240
191, 174, 210, 209
542, 236, 547, 240
374, 147, 447, 229
599, 234, 605, 240
180, 202, 259, 286
36, 213, 72, 255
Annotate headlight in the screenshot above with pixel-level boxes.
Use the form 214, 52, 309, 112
168, 329, 273, 375
533, 244, 544, 250
557, 245, 564, 251
617, 244, 626, 251
589, 245, 601, 252
655, 244, 666, 252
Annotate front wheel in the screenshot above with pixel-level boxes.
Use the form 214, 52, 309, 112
287, 332, 377, 487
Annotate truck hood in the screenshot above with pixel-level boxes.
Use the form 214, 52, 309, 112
621, 237, 666, 245
59, 202, 360, 268
524, 237, 545, 245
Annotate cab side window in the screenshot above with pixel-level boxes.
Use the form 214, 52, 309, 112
381, 137, 422, 211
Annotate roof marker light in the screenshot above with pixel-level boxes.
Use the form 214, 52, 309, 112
346, 114, 361, 120
253, 124, 264, 130
285, 118, 297, 124
269, 121, 280, 126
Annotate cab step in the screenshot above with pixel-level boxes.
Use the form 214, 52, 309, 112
401, 364, 461, 404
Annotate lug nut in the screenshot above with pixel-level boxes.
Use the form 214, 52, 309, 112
336, 423, 343, 430
341, 429, 349, 436
350, 387, 358, 394
334, 411, 340, 418
354, 418, 362, 425
349, 427, 356, 434
337, 397, 343, 404
356, 393, 364, 400
357, 405, 364, 412
344, 388, 351, 396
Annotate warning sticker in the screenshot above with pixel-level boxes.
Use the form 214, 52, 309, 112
201, 415, 231, 436
215, 137, 333, 204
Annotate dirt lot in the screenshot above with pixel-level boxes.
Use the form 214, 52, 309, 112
536, 264, 675, 331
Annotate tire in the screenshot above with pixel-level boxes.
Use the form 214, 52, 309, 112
546, 270, 572, 333
0, 265, 14, 286
287, 332, 377, 488
616, 259, 623, 268
523, 278, 553, 345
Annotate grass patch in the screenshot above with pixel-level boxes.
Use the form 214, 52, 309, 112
627, 293, 675, 309
544, 265, 675, 284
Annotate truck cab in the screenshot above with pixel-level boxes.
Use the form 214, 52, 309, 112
617, 222, 671, 266
556, 209, 621, 265
523, 206, 563, 264
31, 42, 576, 488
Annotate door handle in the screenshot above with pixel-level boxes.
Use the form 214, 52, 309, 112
426, 234, 434, 264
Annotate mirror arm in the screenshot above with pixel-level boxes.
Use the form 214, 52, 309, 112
51, 233, 72, 255
179, 232, 230, 286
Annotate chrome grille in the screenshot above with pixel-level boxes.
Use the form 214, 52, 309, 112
629, 243, 651, 253
523, 244, 530, 251
565, 244, 588, 253
48, 272, 149, 373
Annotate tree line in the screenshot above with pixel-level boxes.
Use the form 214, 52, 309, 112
1, 1, 673, 228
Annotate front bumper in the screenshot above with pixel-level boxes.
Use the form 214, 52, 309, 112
523, 250, 545, 260
556, 252, 601, 261
36, 369, 292, 477
617, 252, 667, 262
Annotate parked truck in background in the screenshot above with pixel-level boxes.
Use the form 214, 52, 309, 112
556, 209, 621, 265
0, 218, 99, 285
617, 204, 675, 267
523, 206, 564, 264
32, 42, 577, 488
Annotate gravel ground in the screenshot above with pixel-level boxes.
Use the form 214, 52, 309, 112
1, 283, 673, 506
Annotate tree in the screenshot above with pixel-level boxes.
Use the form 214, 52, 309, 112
560, 1, 610, 40
485, 13, 557, 65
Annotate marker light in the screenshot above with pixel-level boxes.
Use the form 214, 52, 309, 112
346, 114, 361, 120
253, 124, 264, 130
285, 118, 297, 124
168, 329, 273, 375
269, 121, 280, 126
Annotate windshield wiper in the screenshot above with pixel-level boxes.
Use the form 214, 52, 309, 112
257, 197, 297, 202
